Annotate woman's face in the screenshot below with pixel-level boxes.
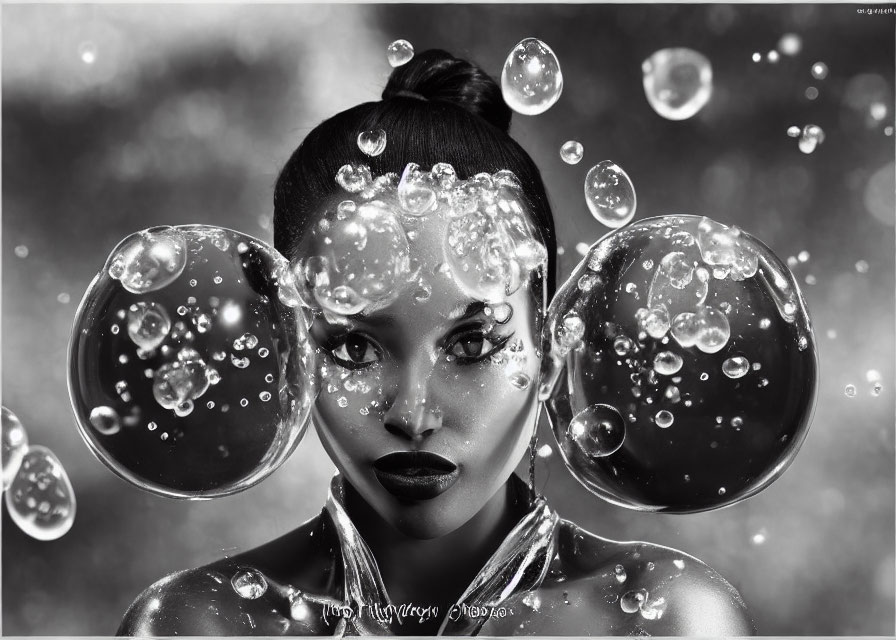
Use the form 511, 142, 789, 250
302, 195, 543, 539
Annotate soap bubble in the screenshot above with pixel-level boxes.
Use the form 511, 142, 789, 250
357, 129, 387, 157
585, 161, 637, 229
106, 227, 187, 294
69, 225, 317, 498
5, 446, 76, 541
798, 125, 825, 154
386, 39, 414, 68
722, 356, 750, 378
811, 62, 829, 80
567, 404, 626, 458
560, 141, 584, 165
642, 48, 713, 121
2, 407, 29, 491
501, 38, 563, 116
543, 215, 817, 512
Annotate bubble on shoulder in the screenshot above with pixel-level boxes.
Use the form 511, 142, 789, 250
117, 564, 248, 636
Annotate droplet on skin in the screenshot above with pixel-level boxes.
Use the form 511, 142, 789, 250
585, 161, 637, 229
386, 39, 414, 67
501, 38, 564, 116
642, 47, 713, 120
231, 568, 268, 600
560, 140, 584, 164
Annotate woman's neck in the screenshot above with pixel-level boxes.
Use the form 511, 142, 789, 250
342, 477, 529, 615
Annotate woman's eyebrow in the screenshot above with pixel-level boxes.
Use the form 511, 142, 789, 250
448, 300, 487, 322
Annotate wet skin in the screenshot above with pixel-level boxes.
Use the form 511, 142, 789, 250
118, 199, 756, 636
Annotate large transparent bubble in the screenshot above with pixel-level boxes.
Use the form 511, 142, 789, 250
501, 38, 564, 116
542, 215, 817, 512
5, 445, 76, 541
69, 225, 317, 499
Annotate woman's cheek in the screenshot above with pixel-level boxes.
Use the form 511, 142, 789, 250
315, 359, 388, 436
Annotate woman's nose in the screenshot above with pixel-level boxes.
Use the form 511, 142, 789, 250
383, 367, 443, 441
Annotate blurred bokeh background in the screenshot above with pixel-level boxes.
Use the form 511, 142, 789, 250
2, 3, 894, 635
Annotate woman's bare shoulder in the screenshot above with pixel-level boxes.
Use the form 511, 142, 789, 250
555, 519, 756, 635
117, 512, 341, 636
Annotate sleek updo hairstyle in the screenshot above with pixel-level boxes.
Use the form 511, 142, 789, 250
274, 49, 558, 301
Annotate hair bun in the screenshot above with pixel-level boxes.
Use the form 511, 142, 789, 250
382, 49, 512, 134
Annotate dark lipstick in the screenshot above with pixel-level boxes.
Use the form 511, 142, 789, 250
373, 451, 459, 501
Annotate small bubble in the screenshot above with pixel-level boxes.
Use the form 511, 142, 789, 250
231, 568, 268, 600
207, 401, 215, 409
387, 39, 414, 67
57, 292, 71, 304
700, 372, 709, 381
78, 41, 97, 64
654, 351, 683, 376
264, 373, 275, 384
759, 318, 771, 329
855, 260, 870, 273
614, 564, 627, 583
722, 356, 750, 378
14, 245, 29, 258
731, 416, 744, 428
575, 242, 590, 256
718, 487, 726, 495
811, 62, 829, 80
337, 396, 348, 408
240, 398, 249, 407
766, 50, 780, 63
845, 384, 857, 398
673, 559, 686, 570
787, 125, 801, 138
259, 391, 272, 402
620, 589, 647, 614
189, 279, 197, 287
213, 276, 223, 285
257, 347, 269, 358
560, 140, 584, 165
797, 250, 810, 262
357, 129, 387, 157
778, 33, 802, 56
147, 421, 157, 431
872, 382, 883, 396
805, 86, 819, 101
751, 52, 762, 63
751, 528, 768, 545
655, 410, 674, 428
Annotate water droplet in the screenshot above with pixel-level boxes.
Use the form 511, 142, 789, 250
620, 589, 647, 614
231, 568, 268, 599
567, 404, 626, 457
336, 164, 373, 194
536, 444, 553, 458
798, 124, 825, 154
642, 48, 713, 120
655, 410, 674, 428
357, 129, 387, 157
501, 37, 564, 116
845, 384, 857, 398
508, 371, 531, 390
718, 486, 726, 495
386, 39, 414, 67
560, 140, 584, 165
2, 407, 29, 491
614, 564, 627, 583
722, 356, 750, 378
397, 163, 437, 216
585, 161, 636, 228
89, 406, 121, 436
811, 62, 829, 80
5, 446, 76, 541
694, 305, 731, 354
654, 351, 683, 375
673, 559, 686, 570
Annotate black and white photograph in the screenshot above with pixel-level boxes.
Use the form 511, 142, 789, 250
1, 3, 894, 636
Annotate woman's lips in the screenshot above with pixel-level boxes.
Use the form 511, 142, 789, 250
373, 451, 459, 501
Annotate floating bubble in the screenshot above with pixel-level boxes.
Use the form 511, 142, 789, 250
751, 528, 768, 545
106, 227, 187, 294
787, 126, 801, 138
585, 161, 637, 229
231, 568, 268, 599
778, 33, 802, 56
70, 225, 317, 498
872, 383, 883, 396
767, 50, 780, 64
560, 141, 584, 165
398, 163, 437, 216
655, 410, 674, 428
723, 356, 750, 378
14, 245, 29, 258
751, 52, 761, 63
642, 48, 713, 121
855, 260, 870, 274
811, 62, 829, 80
5, 446, 76, 541
2, 407, 29, 491
654, 351, 683, 375
386, 39, 414, 68
78, 41, 97, 65
567, 404, 626, 458
125, 301, 171, 352
798, 124, 825, 154
544, 215, 817, 512
357, 129, 387, 157
845, 384, 857, 398
501, 38, 563, 116
336, 164, 373, 194
805, 86, 819, 101
614, 564, 627, 583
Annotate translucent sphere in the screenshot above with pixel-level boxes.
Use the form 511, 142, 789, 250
543, 215, 817, 512
5, 445, 76, 541
560, 140, 584, 165
386, 39, 414, 68
585, 161, 637, 229
501, 38, 563, 116
642, 48, 713, 121
357, 129, 387, 157
2, 406, 29, 491
69, 225, 317, 498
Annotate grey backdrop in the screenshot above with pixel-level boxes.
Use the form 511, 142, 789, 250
2, 3, 894, 635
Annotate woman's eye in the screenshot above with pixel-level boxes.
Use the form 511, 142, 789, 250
331, 334, 380, 368
447, 332, 509, 362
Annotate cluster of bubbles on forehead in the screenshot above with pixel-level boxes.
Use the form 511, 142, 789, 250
543, 215, 817, 513
290, 162, 548, 317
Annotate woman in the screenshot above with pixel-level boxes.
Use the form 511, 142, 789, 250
118, 50, 755, 636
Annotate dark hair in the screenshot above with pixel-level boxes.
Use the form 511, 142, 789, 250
273, 49, 557, 300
